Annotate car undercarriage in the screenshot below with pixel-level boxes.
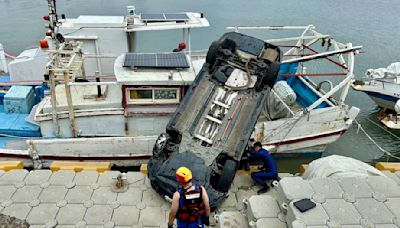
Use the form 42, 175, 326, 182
148, 32, 281, 209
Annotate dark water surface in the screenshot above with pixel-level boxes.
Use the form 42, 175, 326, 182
0, 0, 399, 171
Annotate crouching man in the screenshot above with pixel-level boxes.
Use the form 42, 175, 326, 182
249, 142, 278, 194
168, 167, 211, 228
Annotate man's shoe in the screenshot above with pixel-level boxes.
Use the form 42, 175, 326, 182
257, 185, 270, 194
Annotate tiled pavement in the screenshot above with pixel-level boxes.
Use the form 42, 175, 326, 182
1, 170, 400, 228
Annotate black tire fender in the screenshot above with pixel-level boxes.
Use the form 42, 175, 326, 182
216, 159, 237, 192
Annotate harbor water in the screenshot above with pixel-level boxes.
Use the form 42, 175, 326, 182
0, 0, 399, 171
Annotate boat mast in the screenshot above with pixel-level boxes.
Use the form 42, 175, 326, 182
45, 0, 62, 48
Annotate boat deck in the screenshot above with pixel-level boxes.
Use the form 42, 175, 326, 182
0, 170, 399, 227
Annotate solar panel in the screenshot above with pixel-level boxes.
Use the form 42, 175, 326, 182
164, 13, 189, 21
140, 13, 189, 22
123, 52, 190, 68
140, 13, 165, 21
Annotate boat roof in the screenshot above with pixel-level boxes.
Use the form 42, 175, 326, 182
114, 54, 204, 86
59, 12, 209, 32
126, 12, 209, 32
60, 15, 125, 28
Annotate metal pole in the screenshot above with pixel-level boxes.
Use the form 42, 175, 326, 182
307, 76, 353, 111
265, 35, 330, 43
49, 71, 60, 137
81, 56, 87, 80
339, 43, 355, 103
95, 71, 101, 98
226, 25, 312, 30
94, 39, 102, 77
282, 46, 362, 64
63, 71, 77, 137
187, 28, 191, 59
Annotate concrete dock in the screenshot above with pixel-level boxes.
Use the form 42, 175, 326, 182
0, 169, 399, 227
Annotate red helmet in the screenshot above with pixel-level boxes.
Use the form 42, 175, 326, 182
178, 42, 186, 49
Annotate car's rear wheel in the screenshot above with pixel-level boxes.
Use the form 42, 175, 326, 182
263, 62, 281, 88
206, 41, 221, 65
216, 159, 237, 192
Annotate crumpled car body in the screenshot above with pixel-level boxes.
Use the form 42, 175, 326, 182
148, 32, 281, 209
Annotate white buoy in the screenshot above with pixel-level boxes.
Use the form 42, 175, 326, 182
395, 99, 400, 114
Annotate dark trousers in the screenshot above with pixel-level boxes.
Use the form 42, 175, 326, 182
177, 220, 203, 228
251, 171, 278, 185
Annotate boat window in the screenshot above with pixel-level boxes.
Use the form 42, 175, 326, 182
154, 89, 177, 100
127, 88, 180, 104
130, 89, 152, 100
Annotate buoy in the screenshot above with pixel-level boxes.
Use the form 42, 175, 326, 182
39, 39, 49, 48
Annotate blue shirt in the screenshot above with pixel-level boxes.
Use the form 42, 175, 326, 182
249, 148, 277, 174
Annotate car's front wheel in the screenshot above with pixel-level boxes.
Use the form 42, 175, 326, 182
216, 159, 237, 192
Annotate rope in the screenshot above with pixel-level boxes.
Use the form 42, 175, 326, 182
354, 119, 400, 160
262, 111, 304, 141
365, 118, 400, 140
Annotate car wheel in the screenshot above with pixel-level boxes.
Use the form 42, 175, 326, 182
166, 128, 182, 144
263, 62, 281, 88
206, 41, 221, 65
216, 159, 237, 192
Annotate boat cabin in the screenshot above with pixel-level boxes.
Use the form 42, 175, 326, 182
33, 11, 209, 138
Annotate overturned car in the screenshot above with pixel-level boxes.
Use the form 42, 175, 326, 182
148, 32, 281, 209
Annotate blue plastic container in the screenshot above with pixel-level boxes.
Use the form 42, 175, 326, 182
4, 86, 35, 114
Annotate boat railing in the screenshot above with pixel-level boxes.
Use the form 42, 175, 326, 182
226, 24, 362, 112
373, 78, 400, 88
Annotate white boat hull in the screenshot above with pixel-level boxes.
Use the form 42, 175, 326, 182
254, 106, 359, 158
352, 82, 400, 111
0, 136, 157, 168
0, 106, 358, 167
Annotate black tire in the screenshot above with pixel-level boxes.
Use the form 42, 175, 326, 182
166, 128, 182, 144
206, 41, 221, 65
216, 160, 237, 192
221, 38, 236, 53
263, 62, 281, 88
152, 134, 167, 158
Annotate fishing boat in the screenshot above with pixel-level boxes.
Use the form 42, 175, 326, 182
352, 62, 400, 112
237, 25, 362, 158
0, 1, 362, 167
0, 5, 210, 168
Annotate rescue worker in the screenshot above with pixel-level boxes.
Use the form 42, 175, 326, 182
248, 141, 278, 194
173, 42, 186, 52
168, 167, 211, 228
